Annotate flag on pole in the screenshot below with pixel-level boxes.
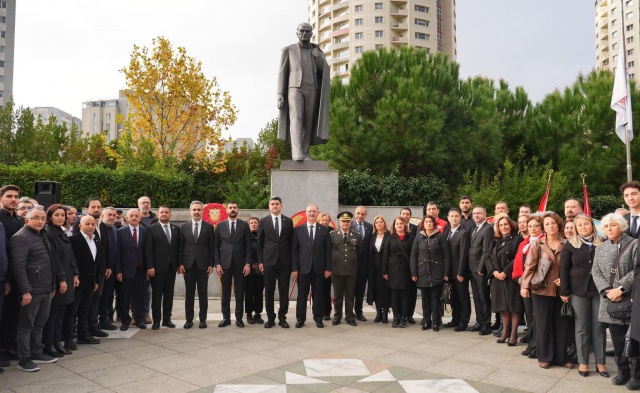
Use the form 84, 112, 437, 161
537, 170, 553, 213
582, 174, 591, 217
611, 45, 634, 143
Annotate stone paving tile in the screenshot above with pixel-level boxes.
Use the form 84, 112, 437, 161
189, 343, 252, 363
1, 363, 74, 389
214, 352, 290, 374
141, 352, 210, 374
227, 337, 284, 353
110, 343, 178, 362
378, 350, 448, 371
156, 336, 211, 353
87, 337, 148, 353
80, 363, 162, 388
258, 344, 327, 361
334, 343, 399, 361
9, 374, 102, 393
60, 352, 134, 375
56, 345, 105, 359
133, 329, 186, 344
346, 381, 395, 392
110, 374, 199, 393
426, 358, 500, 381
169, 362, 247, 388
480, 368, 561, 393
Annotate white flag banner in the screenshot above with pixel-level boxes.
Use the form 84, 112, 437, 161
611, 45, 634, 143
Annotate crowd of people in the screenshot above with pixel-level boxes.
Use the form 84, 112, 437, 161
2, 183, 640, 390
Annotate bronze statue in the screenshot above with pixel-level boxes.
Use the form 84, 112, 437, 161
277, 23, 330, 161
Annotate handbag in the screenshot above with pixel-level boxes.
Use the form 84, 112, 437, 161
441, 282, 453, 305
530, 247, 552, 290
606, 240, 634, 320
625, 324, 640, 359
560, 302, 574, 319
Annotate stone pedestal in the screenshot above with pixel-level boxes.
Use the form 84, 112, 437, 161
271, 160, 339, 221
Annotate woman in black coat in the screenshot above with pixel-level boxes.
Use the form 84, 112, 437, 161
43, 204, 79, 357
488, 214, 523, 346
382, 216, 415, 328
410, 215, 450, 331
245, 217, 264, 324
368, 215, 390, 323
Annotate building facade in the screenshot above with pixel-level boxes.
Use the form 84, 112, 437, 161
81, 90, 129, 142
31, 107, 81, 130
224, 138, 254, 153
596, 0, 639, 80
0, 1, 15, 106
308, 0, 456, 80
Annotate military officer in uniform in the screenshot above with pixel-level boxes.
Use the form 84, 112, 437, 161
330, 212, 362, 326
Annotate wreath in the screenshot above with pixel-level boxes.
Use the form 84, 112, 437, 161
203, 203, 228, 228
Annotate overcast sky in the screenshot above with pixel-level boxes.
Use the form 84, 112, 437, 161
14, 0, 596, 141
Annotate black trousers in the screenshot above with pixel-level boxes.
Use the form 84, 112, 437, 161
1, 284, 19, 351
244, 273, 264, 314
532, 294, 568, 365
391, 288, 409, 319
420, 285, 443, 326
119, 268, 146, 326
73, 279, 95, 337
263, 263, 291, 321
323, 276, 332, 317
99, 274, 115, 325
296, 271, 325, 322
355, 262, 368, 314
407, 280, 417, 319
184, 265, 209, 322
470, 272, 491, 326
88, 274, 104, 328
221, 265, 245, 320
62, 302, 75, 343
151, 268, 176, 323
610, 323, 640, 378
453, 277, 471, 326
523, 293, 537, 354
42, 303, 67, 347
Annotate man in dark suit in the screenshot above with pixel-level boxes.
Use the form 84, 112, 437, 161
69, 216, 102, 345
400, 208, 418, 234
467, 206, 493, 336
178, 201, 214, 329
214, 202, 252, 328
443, 208, 471, 332
257, 196, 293, 328
144, 205, 180, 330
114, 209, 147, 331
621, 181, 640, 239
98, 207, 118, 332
292, 204, 332, 328
351, 206, 372, 322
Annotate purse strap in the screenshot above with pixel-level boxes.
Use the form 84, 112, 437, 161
610, 240, 634, 287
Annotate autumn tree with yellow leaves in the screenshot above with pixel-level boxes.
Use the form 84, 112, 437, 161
107, 36, 236, 170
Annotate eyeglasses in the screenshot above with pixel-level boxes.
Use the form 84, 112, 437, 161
29, 216, 47, 221
18, 206, 33, 211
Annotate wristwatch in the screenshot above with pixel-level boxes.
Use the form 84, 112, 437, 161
620, 286, 626, 293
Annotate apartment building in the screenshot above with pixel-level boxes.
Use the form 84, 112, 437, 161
31, 107, 81, 130
81, 90, 129, 142
596, 0, 639, 80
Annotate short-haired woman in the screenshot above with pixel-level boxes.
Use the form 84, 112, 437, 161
368, 215, 390, 323
382, 216, 415, 328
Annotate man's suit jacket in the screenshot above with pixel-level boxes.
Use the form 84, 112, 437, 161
351, 220, 373, 266
179, 220, 214, 271
468, 222, 493, 275
445, 227, 470, 278
144, 222, 180, 275
214, 219, 252, 270
291, 223, 332, 275
114, 225, 145, 279
624, 213, 639, 239
0, 210, 23, 241
73, 220, 111, 274
69, 232, 101, 286
257, 215, 293, 267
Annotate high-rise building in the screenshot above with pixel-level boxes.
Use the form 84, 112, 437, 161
595, 0, 639, 80
0, 1, 15, 106
31, 107, 81, 130
308, 0, 456, 80
81, 90, 129, 142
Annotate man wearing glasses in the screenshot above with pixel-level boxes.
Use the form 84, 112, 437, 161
16, 197, 34, 218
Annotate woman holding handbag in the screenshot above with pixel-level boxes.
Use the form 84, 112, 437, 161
520, 212, 572, 370
592, 213, 638, 389
560, 214, 607, 378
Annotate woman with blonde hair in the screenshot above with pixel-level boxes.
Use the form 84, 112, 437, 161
521, 212, 572, 369
368, 215, 390, 323
560, 213, 606, 377
592, 213, 638, 388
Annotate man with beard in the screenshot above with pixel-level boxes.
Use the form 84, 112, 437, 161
214, 202, 252, 328
564, 199, 582, 220
459, 196, 475, 231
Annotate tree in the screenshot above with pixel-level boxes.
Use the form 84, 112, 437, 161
110, 36, 237, 170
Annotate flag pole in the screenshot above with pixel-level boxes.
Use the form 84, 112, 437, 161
620, 0, 633, 181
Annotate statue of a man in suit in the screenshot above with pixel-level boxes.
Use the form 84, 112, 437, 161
277, 23, 330, 161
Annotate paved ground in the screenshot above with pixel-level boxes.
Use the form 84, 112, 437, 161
0, 299, 620, 392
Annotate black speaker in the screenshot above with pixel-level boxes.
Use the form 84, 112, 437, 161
34, 181, 61, 210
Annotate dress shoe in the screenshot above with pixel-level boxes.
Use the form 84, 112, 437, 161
507, 341, 517, 347
316, 321, 324, 328
433, 325, 440, 332
144, 314, 152, 324
399, 318, 407, 328
44, 345, 63, 358
2, 349, 18, 360
236, 320, 245, 328
606, 349, 616, 357
578, 370, 589, 377
295, 321, 305, 328
63, 341, 78, 351
347, 319, 357, 326
381, 312, 389, 324
496, 338, 507, 344
443, 321, 457, 328
493, 328, 503, 338
391, 318, 399, 328
136, 322, 147, 329
421, 323, 429, 331
253, 314, 264, 324
323, 315, 331, 321
627, 378, 640, 390
528, 353, 537, 359
490, 321, 500, 330
478, 328, 492, 336
613, 374, 631, 385
539, 362, 550, 369
199, 321, 207, 329
596, 367, 609, 378
332, 319, 341, 326
374, 312, 382, 323
520, 336, 528, 344
162, 321, 176, 328
264, 320, 275, 328
89, 327, 108, 338
407, 317, 416, 324
55, 343, 72, 355
278, 320, 290, 328
562, 362, 574, 369
355, 313, 367, 322
152, 322, 160, 330
521, 350, 530, 357
183, 321, 193, 329
454, 325, 467, 332
77, 336, 100, 344
99, 322, 118, 331
467, 323, 481, 332
247, 314, 255, 324
218, 319, 231, 328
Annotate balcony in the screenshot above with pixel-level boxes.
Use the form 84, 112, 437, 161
332, 13, 348, 24
333, 54, 349, 64
391, 36, 408, 44
391, 22, 408, 31
331, 27, 349, 38
332, 40, 350, 51
331, 0, 349, 13
390, 7, 408, 17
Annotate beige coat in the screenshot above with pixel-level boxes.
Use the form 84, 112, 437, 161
520, 237, 566, 297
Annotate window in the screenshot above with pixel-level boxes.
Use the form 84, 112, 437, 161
631, 73, 636, 79
355, 46, 363, 53
375, 44, 384, 50
0, 16, 6, 24
355, 32, 363, 39
355, 18, 363, 25
0, 91, 4, 98
0, 46, 5, 53
375, 16, 383, 23
106, 113, 111, 121
628, 24, 634, 31
0, 31, 4, 38
629, 36, 635, 43
0, 61, 5, 67
628, 12, 635, 20
613, 19, 618, 27
613, 7, 617, 15
105, 123, 111, 131
375, 3, 383, 9
0, 76, 4, 83
613, 42, 619, 49
630, 60, 635, 67
613, 31, 619, 38
355, 5, 362, 12
415, 5, 429, 12
629, 48, 635, 55
415, 18, 429, 27
0, 2, 6, 9
627, 0, 634, 6
375, 30, 384, 37
415, 32, 430, 40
